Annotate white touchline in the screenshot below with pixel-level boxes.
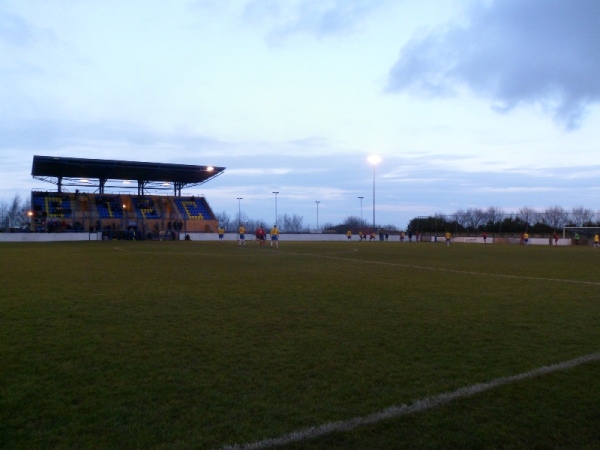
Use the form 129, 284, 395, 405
221, 353, 600, 450
114, 245, 600, 286
284, 250, 600, 287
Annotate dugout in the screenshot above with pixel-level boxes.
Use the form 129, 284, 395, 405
30, 155, 225, 237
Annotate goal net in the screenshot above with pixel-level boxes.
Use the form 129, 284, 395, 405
562, 227, 600, 240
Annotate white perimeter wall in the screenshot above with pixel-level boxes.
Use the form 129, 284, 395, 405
0, 232, 575, 245
0, 232, 101, 242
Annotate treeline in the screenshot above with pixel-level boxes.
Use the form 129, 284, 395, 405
212, 212, 399, 234
214, 210, 305, 233
407, 206, 600, 234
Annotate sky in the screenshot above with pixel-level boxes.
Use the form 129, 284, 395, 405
2, 0, 600, 229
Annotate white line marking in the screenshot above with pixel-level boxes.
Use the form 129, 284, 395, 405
113, 246, 359, 258
278, 250, 600, 286
221, 353, 600, 450
114, 245, 600, 286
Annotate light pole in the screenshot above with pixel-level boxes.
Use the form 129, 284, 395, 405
367, 155, 382, 229
237, 197, 243, 226
272, 191, 279, 225
315, 201, 320, 231
358, 196, 364, 226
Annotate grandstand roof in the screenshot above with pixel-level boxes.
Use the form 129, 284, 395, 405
31, 155, 225, 194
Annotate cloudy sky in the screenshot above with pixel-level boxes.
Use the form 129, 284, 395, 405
2, 0, 600, 229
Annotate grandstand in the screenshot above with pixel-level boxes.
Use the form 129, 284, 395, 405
30, 156, 225, 238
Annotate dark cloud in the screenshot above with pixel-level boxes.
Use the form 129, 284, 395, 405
387, 0, 600, 129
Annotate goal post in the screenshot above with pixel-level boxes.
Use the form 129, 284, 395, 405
562, 226, 600, 240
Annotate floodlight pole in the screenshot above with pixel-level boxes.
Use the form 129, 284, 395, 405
358, 196, 364, 225
372, 167, 375, 229
367, 156, 382, 229
315, 201, 320, 231
237, 197, 243, 226
272, 192, 279, 225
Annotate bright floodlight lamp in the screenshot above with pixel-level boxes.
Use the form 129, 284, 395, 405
367, 155, 382, 166
207, 166, 214, 172
367, 155, 382, 229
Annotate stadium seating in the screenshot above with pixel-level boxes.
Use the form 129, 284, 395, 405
29, 192, 218, 234
32, 192, 72, 218
95, 195, 123, 218
174, 197, 214, 220
132, 196, 161, 219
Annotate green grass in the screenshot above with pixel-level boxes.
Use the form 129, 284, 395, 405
1, 240, 599, 449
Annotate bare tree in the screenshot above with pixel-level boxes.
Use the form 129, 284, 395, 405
234, 211, 251, 230
342, 216, 363, 228
571, 206, 594, 226
517, 207, 537, 227
455, 209, 470, 229
214, 210, 232, 231
485, 206, 502, 226
280, 214, 303, 232
458, 208, 486, 230
543, 206, 569, 230
0, 199, 7, 230
7, 194, 25, 230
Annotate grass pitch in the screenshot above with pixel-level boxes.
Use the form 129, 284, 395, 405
1, 240, 599, 449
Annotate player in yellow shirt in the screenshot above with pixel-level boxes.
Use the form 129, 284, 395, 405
218, 226, 225, 243
238, 224, 246, 246
270, 225, 280, 247
346, 230, 352, 241
445, 231, 451, 246
594, 234, 599, 248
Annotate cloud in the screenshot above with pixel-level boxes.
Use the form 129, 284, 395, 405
0, 118, 218, 153
387, 0, 600, 129
243, 0, 387, 42
226, 168, 294, 176
0, 11, 34, 46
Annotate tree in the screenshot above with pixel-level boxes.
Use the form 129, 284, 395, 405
0, 199, 8, 230
455, 209, 471, 230
320, 222, 335, 231
214, 210, 232, 231
6, 194, 26, 230
20, 196, 32, 229
456, 208, 486, 230
280, 214, 303, 232
484, 206, 503, 231
234, 211, 251, 230
542, 206, 569, 230
342, 216, 363, 228
517, 207, 537, 229
571, 206, 594, 226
